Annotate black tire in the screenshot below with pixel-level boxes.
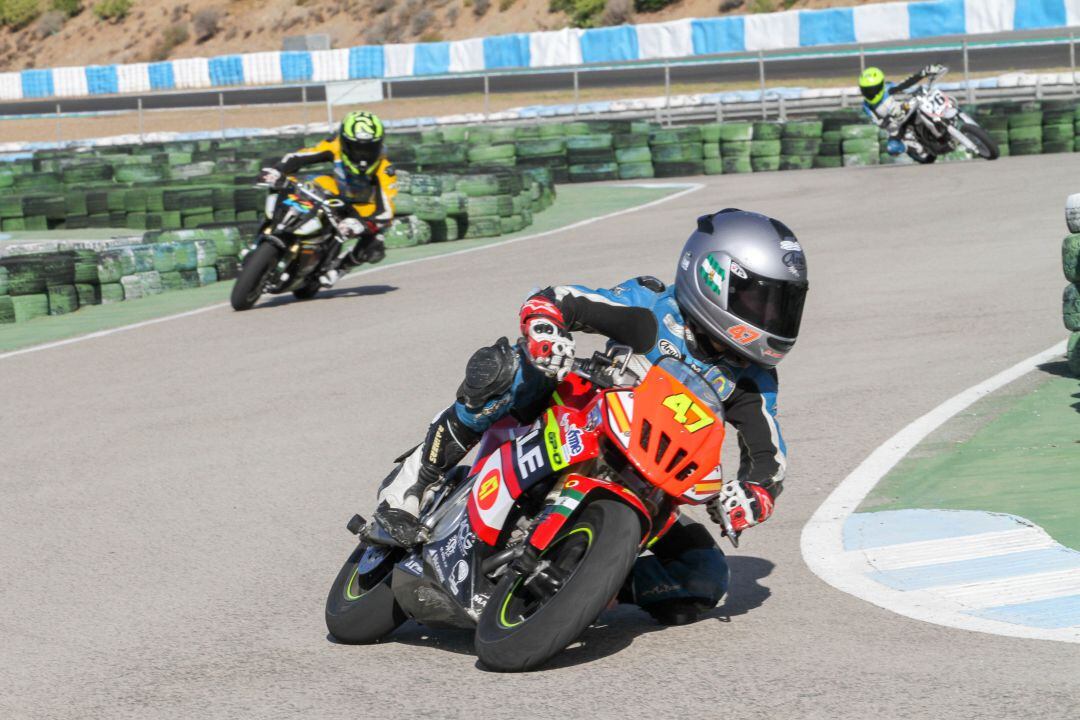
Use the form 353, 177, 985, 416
475, 499, 640, 672
292, 280, 320, 300
960, 123, 1000, 160
907, 147, 937, 164
230, 243, 279, 311
325, 542, 406, 644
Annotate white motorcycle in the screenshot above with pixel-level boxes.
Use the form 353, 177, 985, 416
897, 68, 999, 164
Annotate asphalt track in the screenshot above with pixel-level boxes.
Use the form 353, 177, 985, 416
2, 155, 1078, 719
1, 29, 1077, 116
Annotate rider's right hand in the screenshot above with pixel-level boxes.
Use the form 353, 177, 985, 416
519, 296, 576, 381
258, 167, 283, 188
923, 63, 946, 77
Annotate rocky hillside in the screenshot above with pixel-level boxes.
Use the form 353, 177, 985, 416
0, 0, 889, 72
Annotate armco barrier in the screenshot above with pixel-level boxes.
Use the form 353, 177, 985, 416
4, 0, 1080, 102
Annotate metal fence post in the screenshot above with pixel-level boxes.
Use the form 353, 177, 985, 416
483, 74, 490, 120
758, 51, 767, 119
715, 98, 723, 122
55, 103, 62, 145
664, 61, 671, 127
778, 96, 787, 122
1071, 32, 1077, 99
301, 85, 308, 128
858, 44, 865, 73
218, 92, 226, 137
573, 69, 579, 117
325, 93, 333, 130
137, 97, 144, 143
386, 80, 393, 101
962, 41, 974, 104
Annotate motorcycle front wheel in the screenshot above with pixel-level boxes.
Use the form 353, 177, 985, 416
959, 123, 999, 160
325, 542, 406, 644
230, 243, 279, 311
475, 499, 640, 672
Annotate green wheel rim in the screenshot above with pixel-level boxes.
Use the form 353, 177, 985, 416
497, 526, 594, 629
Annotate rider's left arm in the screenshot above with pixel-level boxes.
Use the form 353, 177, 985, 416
722, 372, 787, 498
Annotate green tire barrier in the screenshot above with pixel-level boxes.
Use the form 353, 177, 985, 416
46, 284, 79, 315
752, 122, 783, 140
0, 295, 14, 324
651, 144, 704, 162
1065, 283, 1080, 331
654, 161, 704, 178
750, 140, 781, 157
618, 162, 654, 179
1068, 332, 1080, 375
781, 138, 822, 155
783, 121, 824, 138
703, 158, 724, 175
750, 156, 780, 172
1063, 234, 1080, 283
717, 123, 753, 142
842, 138, 878, 154
840, 125, 878, 140
12, 293, 49, 322
720, 142, 751, 159
722, 157, 752, 174
780, 155, 814, 171
566, 134, 613, 150
843, 152, 880, 167
702, 144, 720, 159
615, 146, 652, 164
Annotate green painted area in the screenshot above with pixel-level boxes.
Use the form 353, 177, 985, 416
0, 184, 677, 353
863, 371, 1080, 551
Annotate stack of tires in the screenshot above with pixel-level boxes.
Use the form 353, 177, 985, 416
718, 122, 753, 174
780, 121, 823, 171
976, 110, 1010, 157
1062, 201, 1080, 375
0, 255, 50, 322
1008, 105, 1043, 156
1041, 101, 1074, 154
840, 124, 880, 167
566, 132, 618, 183
649, 126, 704, 178
750, 122, 782, 172
615, 129, 654, 179
814, 114, 854, 169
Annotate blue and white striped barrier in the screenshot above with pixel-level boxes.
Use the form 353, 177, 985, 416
1, 0, 1078, 102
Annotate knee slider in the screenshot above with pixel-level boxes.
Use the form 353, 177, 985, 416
456, 337, 519, 413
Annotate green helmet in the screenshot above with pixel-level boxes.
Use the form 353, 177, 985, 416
340, 111, 385, 173
858, 67, 886, 105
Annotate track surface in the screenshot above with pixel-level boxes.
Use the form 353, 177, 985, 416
2, 157, 1078, 719
0, 29, 1075, 116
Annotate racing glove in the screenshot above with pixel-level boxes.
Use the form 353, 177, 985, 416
707, 480, 775, 534
257, 167, 285, 188
519, 295, 576, 381
922, 64, 946, 78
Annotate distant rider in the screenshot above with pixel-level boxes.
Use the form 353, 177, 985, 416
259, 111, 396, 287
371, 209, 810, 625
859, 64, 946, 159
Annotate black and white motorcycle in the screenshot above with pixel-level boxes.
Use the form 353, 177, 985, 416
898, 67, 999, 164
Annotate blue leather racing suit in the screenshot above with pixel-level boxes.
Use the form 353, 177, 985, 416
450, 276, 788, 619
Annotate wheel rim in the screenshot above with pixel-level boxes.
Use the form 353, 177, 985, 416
344, 546, 392, 602
497, 526, 594, 629
965, 130, 991, 158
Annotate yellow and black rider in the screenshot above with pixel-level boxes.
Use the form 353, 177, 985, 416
260, 111, 397, 287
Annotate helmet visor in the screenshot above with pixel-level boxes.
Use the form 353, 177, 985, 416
860, 81, 885, 102
341, 135, 381, 169
727, 267, 807, 339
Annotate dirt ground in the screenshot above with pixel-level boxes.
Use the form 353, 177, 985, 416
1, 0, 894, 74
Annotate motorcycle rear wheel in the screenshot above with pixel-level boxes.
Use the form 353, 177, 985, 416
325, 542, 406, 644
230, 243, 279, 311
959, 123, 1000, 160
475, 499, 640, 672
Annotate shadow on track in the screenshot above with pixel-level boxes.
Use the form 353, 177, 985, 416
1035, 361, 1080, 414
342, 554, 774, 671
256, 284, 398, 310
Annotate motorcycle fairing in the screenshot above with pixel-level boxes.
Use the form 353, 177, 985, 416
527, 473, 651, 552
466, 405, 600, 546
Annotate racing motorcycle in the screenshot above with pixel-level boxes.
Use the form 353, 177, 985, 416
325, 349, 733, 672
898, 67, 998, 164
230, 178, 345, 311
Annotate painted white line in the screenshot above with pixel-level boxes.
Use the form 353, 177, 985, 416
930, 568, 1080, 608
800, 339, 1080, 644
863, 528, 1058, 572
0, 182, 704, 362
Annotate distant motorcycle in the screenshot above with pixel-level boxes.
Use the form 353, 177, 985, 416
325, 350, 735, 672
899, 68, 999, 164
230, 179, 345, 311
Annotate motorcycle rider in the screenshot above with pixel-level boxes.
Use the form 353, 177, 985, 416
371, 208, 809, 625
859, 64, 947, 158
258, 110, 396, 287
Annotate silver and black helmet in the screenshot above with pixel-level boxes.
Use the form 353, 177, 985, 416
674, 209, 808, 367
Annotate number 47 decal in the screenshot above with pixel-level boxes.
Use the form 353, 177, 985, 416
662, 393, 715, 433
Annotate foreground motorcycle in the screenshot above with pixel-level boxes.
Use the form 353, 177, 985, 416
899, 67, 999, 164
325, 350, 733, 672
230, 179, 345, 311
